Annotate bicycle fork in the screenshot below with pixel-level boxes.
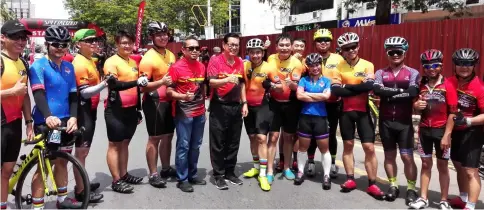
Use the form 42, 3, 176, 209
38, 150, 58, 196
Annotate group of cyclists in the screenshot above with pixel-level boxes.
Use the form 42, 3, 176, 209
1, 17, 483, 210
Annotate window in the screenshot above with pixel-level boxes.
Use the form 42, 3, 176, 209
290, 0, 333, 15
466, 0, 479, 4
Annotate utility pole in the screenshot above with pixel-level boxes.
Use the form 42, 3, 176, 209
228, 0, 232, 33
205, 0, 214, 39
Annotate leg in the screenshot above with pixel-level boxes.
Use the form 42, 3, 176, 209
175, 117, 193, 182
119, 139, 131, 178
1, 120, 22, 208
159, 133, 174, 170
283, 132, 296, 171
342, 140, 355, 177
107, 142, 123, 181
224, 109, 243, 176
267, 132, 280, 175
158, 102, 176, 171
362, 143, 378, 183
294, 136, 311, 185
326, 102, 340, 165
464, 167, 481, 209
307, 138, 317, 160
209, 109, 226, 177
146, 136, 162, 175
419, 157, 433, 199
188, 115, 206, 180
436, 159, 450, 201
1, 162, 15, 209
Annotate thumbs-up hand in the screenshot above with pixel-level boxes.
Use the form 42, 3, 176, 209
12, 76, 27, 96
264, 36, 271, 49
415, 94, 427, 111
162, 74, 173, 86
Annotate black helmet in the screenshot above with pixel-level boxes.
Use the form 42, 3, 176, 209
305, 53, 323, 66
45, 25, 71, 42
148, 21, 168, 35
452, 48, 479, 64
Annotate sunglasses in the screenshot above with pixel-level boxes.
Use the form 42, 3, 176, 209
81, 38, 97, 44
6, 33, 28, 41
315, 38, 332, 43
423, 63, 442, 70
454, 60, 476, 67
185, 46, 200, 52
342, 45, 358, 52
387, 50, 405, 56
48, 42, 69, 49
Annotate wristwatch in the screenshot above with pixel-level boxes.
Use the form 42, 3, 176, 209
241, 101, 247, 105
25, 119, 33, 125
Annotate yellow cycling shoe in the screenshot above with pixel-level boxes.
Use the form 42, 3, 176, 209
243, 168, 259, 178
258, 176, 271, 191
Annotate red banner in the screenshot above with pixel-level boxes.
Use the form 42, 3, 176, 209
135, 0, 146, 50
29, 39, 35, 64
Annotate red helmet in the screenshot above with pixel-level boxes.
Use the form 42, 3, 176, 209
420, 49, 443, 64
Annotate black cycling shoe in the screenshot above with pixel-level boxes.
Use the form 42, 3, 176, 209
149, 174, 167, 188
385, 186, 399, 202
90, 182, 100, 191
188, 177, 207, 185
177, 181, 194, 193
294, 173, 304, 185
121, 173, 143, 184
322, 175, 331, 190
405, 189, 418, 206
160, 167, 177, 178
75, 190, 103, 203
111, 180, 134, 194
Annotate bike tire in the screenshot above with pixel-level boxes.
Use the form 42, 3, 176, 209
15, 151, 90, 209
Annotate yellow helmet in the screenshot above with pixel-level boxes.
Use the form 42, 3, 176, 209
313, 28, 332, 40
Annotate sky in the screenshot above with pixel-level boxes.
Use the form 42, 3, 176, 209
31, 0, 70, 19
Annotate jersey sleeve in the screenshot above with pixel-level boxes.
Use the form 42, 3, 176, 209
297, 77, 307, 92
206, 57, 219, 79
330, 68, 342, 85
73, 62, 90, 88
138, 59, 153, 79
444, 79, 458, 114
29, 63, 45, 91
291, 60, 304, 82
476, 84, 484, 112
67, 64, 77, 93
324, 77, 332, 92
103, 58, 118, 78
167, 65, 178, 88
365, 62, 375, 79
374, 69, 384, 86
267, 64, 281, 83
409, 68, 420, 87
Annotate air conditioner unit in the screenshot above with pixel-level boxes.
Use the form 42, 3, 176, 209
366, 2, 376, 10
313, 11, 321, 19
289, 15, 297, 23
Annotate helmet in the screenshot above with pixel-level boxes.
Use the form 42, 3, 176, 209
337, 32, 359, 48
148, 21, 168, 35
305, 53, 323, 66
420, 49, 443, 64
452, 48, 479, 64
313, 29, 332, 40
246, 38, 264, 50
384, 36, 409, 51
45, 25, 71, 42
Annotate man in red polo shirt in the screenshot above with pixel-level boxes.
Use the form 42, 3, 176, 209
207, 33, 248, 190
166, 36, 207, 193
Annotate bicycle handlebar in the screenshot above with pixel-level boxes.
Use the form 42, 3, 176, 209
23, 126, 85, 145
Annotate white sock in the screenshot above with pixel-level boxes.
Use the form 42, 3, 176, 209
57, 195, 67, 203
297, 151, 307, 174
322, 151, 331, 177
460, 192, 468, 202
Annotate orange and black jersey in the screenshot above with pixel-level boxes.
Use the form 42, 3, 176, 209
1, 54, 28, 125
103, 54, 140, 109
267, 54, 304, 101
139, 48, 176, 102
73, 54, 101, 110
243, 61, 280, 106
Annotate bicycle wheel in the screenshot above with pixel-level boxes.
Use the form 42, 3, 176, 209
15, 151, 90, 209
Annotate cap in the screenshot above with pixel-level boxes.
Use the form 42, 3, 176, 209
213, 46, 221, 53
1, 20, 32, 36
73, 29, 97, 42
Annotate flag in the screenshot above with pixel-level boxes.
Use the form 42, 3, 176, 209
135, 0, 146, 49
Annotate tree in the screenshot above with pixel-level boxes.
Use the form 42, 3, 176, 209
342, 0, 472, 25
258, 0, 293, 10
1, 1, 15, 21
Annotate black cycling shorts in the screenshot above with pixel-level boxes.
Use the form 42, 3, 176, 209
1, 119, 22, 164
451, 129, 484, 168
379, 120, 414, 154
34, 118, 75, 153
297, 114, 329, 140
417, 127, 450, 160
142, 100, 175, 136
269, 99, 301, 134
339, 111, 374, 143
244, 103, 273, 135
76, 107, 97, 148
105, 107, 138, 142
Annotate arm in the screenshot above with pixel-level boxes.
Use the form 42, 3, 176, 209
22, 92, 32, 121
32, 90, 53, 117
389, 70, 420, 101
166, 87, 188, 101
331, 84, 360, 97
296, 86, 315, 102
108, 80, 138, 91
206, 57, 230, 88
372, 70, 401, 97
344, 80, 374, 93
139, 61, 166, 93
68, 92, 78, 118
240, 82, 247, 102
79, 82, 107, 99
29, 64, 52, 118
306, 90, 330, 101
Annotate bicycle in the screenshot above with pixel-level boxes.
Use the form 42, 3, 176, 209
368, 93, 380, 136
8, 126, 90, 209
479, 146, 484, 180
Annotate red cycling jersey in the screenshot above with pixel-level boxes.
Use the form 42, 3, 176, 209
418, 76, 458, 128
447, 76, 484, 131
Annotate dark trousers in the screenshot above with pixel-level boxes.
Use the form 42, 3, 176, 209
209, 101, 243, 177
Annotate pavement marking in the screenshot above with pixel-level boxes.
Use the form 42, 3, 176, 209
334, 160, 389, 184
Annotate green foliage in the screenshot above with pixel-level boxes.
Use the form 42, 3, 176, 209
1, 1, 15, 21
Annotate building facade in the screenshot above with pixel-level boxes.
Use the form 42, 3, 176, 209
2, 0, 34, 18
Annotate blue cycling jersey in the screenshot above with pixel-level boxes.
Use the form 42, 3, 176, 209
29, 57, 77, 124
298, 76, 331, 117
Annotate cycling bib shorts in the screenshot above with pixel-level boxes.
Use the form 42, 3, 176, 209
417, 127, 450, 160
105, 106, 138, 142
142, 100, 175, 136
297, 114, 329, 140
76, 107, 97, 148
269, 99, 300, 134
1, 119, 22, 164
339, 111, 374, 143
244, 103, 273, 135
379, 120, 414, 154
450, 129, 483, 168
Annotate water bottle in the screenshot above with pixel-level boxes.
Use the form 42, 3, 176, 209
12, 155, 26, 176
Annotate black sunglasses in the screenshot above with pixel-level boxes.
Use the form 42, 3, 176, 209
81, 38, 97, 44
454, 60, 476, 67
342, 45, 358, 52
6, 33, 28, 41
48, 42, 69, 49
387, 50, 405, 56
422, 63, 442, 70
315, 38, 332, 43
185, 46, 200, 52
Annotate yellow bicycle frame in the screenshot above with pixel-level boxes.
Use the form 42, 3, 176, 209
368, 95, 379, 119
8, 134, 58, 196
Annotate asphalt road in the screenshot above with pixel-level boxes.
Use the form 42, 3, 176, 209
8, 91, 484, 209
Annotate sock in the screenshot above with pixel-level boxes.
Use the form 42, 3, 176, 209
252, 155, 260, 169
369, 179, 376, 186
407, 179, 417, 191
460, 192, 468, 202
465, 201, 476, 210
308, 154, 315, 160
293, 152, 298, 162
260, 159, 268, 177
347, 174, 355, 180
279, 153, 284, 163
33, 197, 44, 210
57, 186, 68, 203
388, 177, 398, 187
150, 172, 158, 177
1, 202, 6, 209
331, 155, 336, 164
322, 152, 331, 177
297, 151, 308, 174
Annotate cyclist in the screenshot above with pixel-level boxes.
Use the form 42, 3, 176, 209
446, 48, 484, 210
208, 33, 247, 189
29, 25, 81, 209
267, 33, 304, 183
103, 29, 149, 194
373, 36, 419, 204
241, 38, 282, 191
409, 49, 456, 210
139, 22, 176, 188
294, 53, 332, 189
291, 37, 306, 171
166, 36, 207, 193
0, 20, 33, 210
71, 28, 105, 202
306, 28, 344, 178
331, 32, 384, 199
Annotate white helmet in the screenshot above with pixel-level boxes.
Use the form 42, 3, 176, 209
384, 36, 409, 51
246, 38, 264, 50
337, 32, 359, 48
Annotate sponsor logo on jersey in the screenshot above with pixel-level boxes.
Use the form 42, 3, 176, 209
354, 72, 366, 77
18, 69, 27, 76
325, 64, 337, 69
64, 67, 71, 74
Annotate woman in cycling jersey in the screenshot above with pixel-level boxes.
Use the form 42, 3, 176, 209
293, 53, 332, 189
